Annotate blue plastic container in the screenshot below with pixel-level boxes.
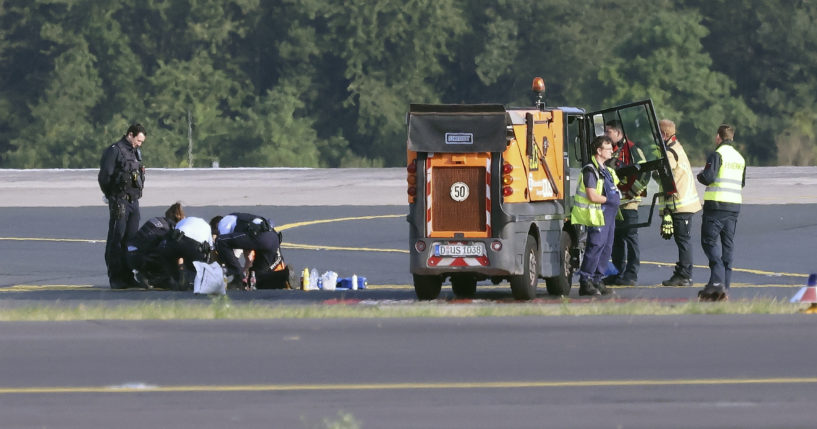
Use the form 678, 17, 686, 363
336, 277, 367, 290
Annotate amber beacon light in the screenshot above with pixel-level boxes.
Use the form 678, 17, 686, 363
531, 77, 546, 93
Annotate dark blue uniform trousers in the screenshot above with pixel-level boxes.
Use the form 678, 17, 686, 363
579, 207, 617, 284
701, 209, 738, 288
671, 212, 695, 278
612, 208, 640, 281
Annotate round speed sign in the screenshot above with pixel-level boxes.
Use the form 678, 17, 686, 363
450, 182, 470, 202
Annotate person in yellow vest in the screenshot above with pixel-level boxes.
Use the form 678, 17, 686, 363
571, 136, 621, 296
659, 119, 702, 287
696, 124, 746, 301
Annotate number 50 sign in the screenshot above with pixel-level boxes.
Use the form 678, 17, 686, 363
450, 182, 470, 202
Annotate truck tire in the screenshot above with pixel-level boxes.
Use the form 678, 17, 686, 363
413, 274, 442, 300
451, 275, 477, 298
510, 234, 538, 300
545, 230, 573, 296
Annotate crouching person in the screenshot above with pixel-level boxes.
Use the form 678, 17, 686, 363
127, 202, 185, 288
154, 216, 214, 290
211, 213, 291, 289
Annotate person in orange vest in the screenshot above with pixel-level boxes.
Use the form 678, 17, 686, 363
658, 120, 702, 287
696, 124, 746, 301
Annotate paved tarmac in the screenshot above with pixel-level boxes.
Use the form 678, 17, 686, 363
1, 166, 816, 207
0, 204, 813, 304
2, 316, 817, 428
2, 167, 816, 428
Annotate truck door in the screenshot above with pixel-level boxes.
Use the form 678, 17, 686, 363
585, 100, 676, 227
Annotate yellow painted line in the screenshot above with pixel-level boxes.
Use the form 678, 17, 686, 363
276, 214, 404, 232
283, 242, 408, 253
0, 237, 103, 243
0, 283, 799, 293
619, 283, 800, 289
640, 261, 808, 279
0, 212, 807, 280
3, 377, 817, 395
0, 285, 96, 292
367, 283, 802, 290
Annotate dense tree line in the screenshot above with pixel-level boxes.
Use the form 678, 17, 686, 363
0, 0, 814, 168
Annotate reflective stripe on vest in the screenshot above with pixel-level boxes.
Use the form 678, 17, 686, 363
704, 144, 745, 204
571, 158, 615, 227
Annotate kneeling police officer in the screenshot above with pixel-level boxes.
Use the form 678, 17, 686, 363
211, 213, 291, 289
161, 216, 214, 290
127, 202, 185, 288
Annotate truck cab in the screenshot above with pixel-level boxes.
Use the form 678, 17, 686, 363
406, 78, 676, 300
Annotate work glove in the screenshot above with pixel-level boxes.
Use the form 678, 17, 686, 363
660, 213, 673, 240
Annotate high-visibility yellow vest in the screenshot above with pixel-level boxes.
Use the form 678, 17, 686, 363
704, 144, 745, 204
571, 158, 619, 227
662, 137, 702, 213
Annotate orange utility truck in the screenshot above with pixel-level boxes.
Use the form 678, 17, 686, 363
406, 78, 677, 300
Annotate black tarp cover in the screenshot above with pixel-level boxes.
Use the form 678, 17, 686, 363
408, 104, 508, 153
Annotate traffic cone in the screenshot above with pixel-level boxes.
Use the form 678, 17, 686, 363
790, 273, 817, 313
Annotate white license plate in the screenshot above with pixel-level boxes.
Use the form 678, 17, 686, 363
434, 244, 483, 257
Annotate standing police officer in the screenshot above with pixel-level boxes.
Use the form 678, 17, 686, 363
696, 124, 746, 301
98, 123, 146, 289
571, 136, 621, 296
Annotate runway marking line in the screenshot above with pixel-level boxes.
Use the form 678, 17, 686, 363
3, 377, 817, 395
0, 285, 96, 292
275, 214, 404, 231
0, 283, 803, 292
0, 214, 808, 280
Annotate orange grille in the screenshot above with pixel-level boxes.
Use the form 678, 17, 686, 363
431, 167, 486, 232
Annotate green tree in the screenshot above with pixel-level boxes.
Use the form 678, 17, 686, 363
318, 0, 468, 165
0, 0, 64, 165
224, 78, 321, 167
6, 20, 104, 167
596, 9, 757, 163
691, 0, 817, 164
448, 0, 668, 108
145, 52, 246, 167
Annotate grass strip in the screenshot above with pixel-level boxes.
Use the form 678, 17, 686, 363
0, 296, 806, 321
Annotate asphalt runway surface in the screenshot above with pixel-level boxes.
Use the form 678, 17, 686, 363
0, 204, 813, 303
2, 168, 817, 427
2, 316, 817, 428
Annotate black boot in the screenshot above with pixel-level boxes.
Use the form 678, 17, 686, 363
698, 284, 727, 301
594, 280, 615, 296
579, 279, 601, 296
663, 273, 693, 287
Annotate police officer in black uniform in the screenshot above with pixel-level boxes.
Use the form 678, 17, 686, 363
211, 213, 291, 289
127, 202, 185, 288
155, 216, 214, 291
98, 123, 146, 289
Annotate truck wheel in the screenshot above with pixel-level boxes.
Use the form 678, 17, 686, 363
510, 234, 538, 300
413, 274, 442, 300
451, 275, 477, 298
545, 230, 573, 296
